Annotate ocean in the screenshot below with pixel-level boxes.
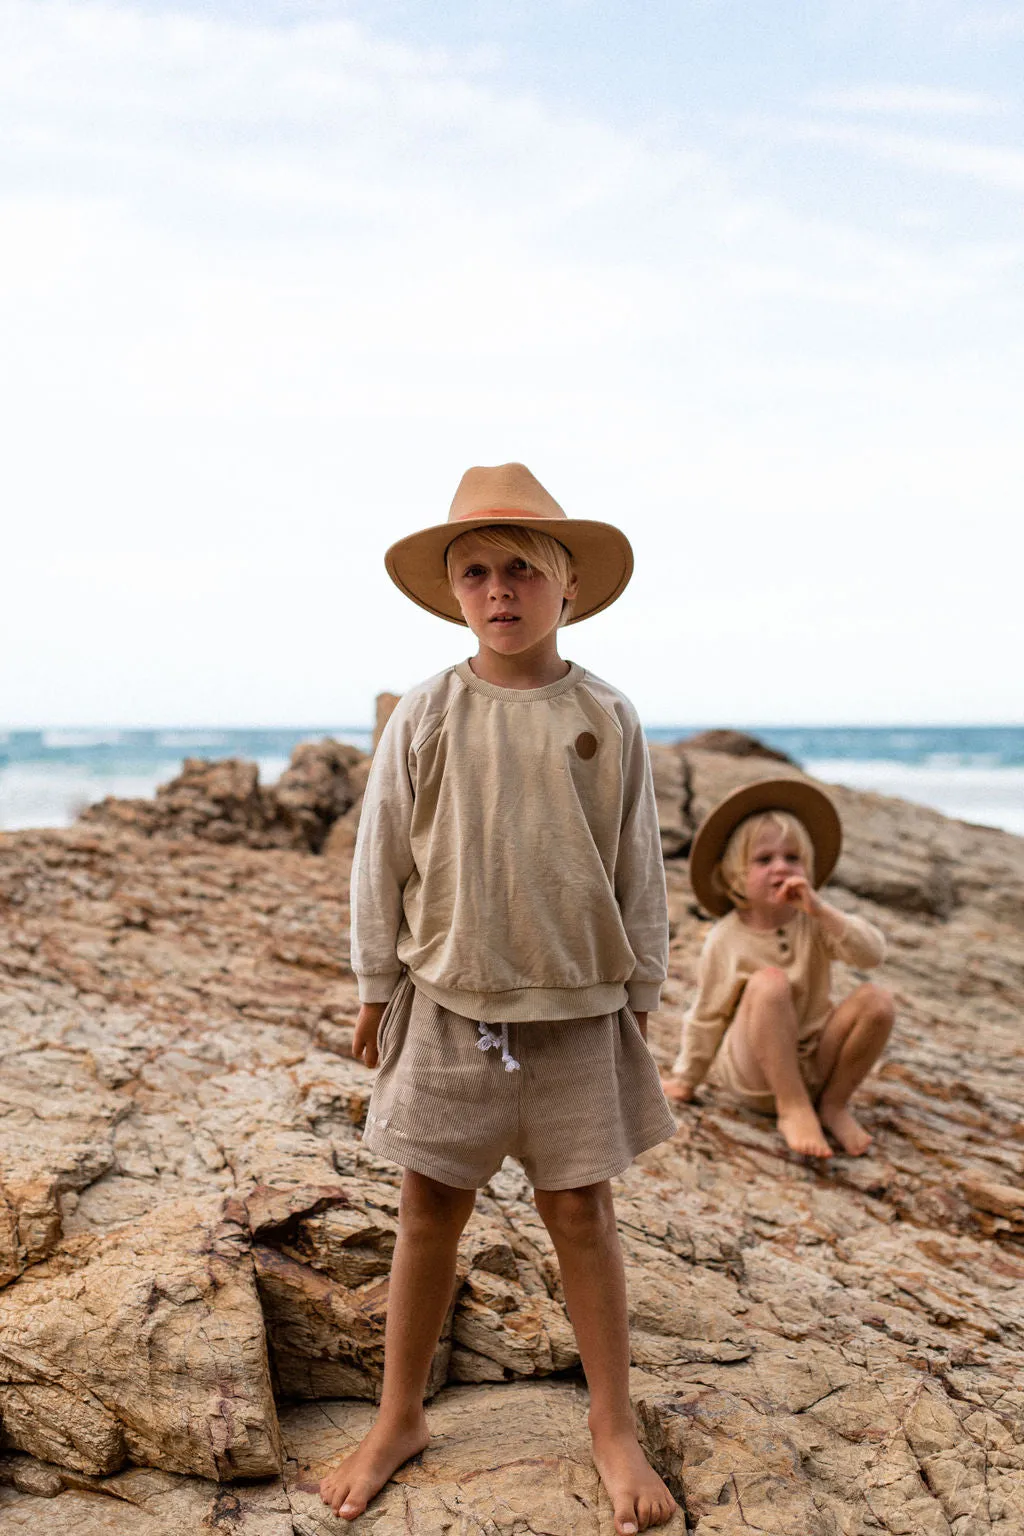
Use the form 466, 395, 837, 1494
1, 725, 1022, 838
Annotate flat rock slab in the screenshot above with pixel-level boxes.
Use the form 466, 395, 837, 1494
284, 1381, 690, 1534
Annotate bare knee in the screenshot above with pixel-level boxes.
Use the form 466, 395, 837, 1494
535, 1182, 616, 1249
854, 983, 895, 1032
399, 1171, 475, 1241
743, 967, 794, 1020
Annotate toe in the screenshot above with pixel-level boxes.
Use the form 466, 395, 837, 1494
636, 1495, 653, 1530
615, 1505, 639, 1535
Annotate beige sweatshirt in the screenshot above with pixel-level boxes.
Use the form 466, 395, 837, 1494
351, 661, 668, 1023
672, 907, 885, 1087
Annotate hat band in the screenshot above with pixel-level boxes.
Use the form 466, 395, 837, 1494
452, 506, 559, 524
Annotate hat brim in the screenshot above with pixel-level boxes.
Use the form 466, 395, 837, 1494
689, 777, 842, 917
384, 516, 634, 625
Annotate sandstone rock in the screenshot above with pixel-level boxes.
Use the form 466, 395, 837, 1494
648, 742, 694, 858
80, 740, 370, 855
681, 727, 797, 765
272, 741, 365, 853
373, 692, 401, 752
281, 1381, 688, 1534
2, 744, 1024, 1531
0, 1198, 281, 1480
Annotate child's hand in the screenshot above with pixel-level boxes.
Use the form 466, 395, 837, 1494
352, 1003, 387, 1067
779, 875, 823, 918
662, 1074, 695, 1103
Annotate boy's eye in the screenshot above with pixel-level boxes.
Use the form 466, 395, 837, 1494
463, 565, 486, 578
509, 558, 530, 574
754, 854, 772, 864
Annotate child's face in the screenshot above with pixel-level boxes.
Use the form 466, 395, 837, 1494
449, 536, 577, 660
744, 825, 808, 912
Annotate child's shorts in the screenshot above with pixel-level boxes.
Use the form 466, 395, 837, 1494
708, 1023, 826, 1116
362, 976, 677, 1191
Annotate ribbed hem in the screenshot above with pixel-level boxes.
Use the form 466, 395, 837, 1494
454, 659, 585, 702
356, 971, 402, 1005
626, 981, 663, 1013
410, 971, 628, 1024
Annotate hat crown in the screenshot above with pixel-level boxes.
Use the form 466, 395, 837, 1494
448, 463, 567, 526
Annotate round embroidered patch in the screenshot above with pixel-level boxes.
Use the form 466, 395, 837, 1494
575, 731, 598, 760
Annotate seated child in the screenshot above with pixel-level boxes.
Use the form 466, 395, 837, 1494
320, 463, 679, 1534
664, 779, 893, 1159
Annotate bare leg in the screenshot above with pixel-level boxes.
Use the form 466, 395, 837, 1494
815, 984, 894, 1155
535, 1182, 677, 1535
320, 1170, 476, 1519
728, 967, 832, 1157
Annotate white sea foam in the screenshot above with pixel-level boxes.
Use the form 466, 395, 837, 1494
806, 759, 1024, 837
40, 730, 127, 749
0, 756, 303, 831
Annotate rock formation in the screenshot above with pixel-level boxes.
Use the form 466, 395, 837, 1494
0, 739, 1022, 1532
679, 728, 797, 765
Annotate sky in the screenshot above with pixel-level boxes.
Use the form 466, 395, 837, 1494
2, 0, 1022, 728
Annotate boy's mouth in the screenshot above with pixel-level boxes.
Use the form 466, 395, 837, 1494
489, 614, 520, 624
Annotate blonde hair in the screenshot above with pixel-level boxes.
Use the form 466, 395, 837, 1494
445, 525, 576, 625
713, 810, 816, 910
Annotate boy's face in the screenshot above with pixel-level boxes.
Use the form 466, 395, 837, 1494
449, 536, 578, 660
744, 825, 808, 912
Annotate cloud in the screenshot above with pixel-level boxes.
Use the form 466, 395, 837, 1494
807, 85, 1006, 116
0, 0, 1021, 724
790, 119, 1024, 192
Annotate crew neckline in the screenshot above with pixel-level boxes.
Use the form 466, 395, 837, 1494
455, 659, 585, 702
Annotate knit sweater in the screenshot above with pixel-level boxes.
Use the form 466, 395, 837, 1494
672, 907, 886, 1087
351, 660, 668, 1023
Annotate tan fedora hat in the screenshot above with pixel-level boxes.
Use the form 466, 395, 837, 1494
689, 777, 842, 917
384, 462, 633, 625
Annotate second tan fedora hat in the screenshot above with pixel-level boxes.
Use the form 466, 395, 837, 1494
384, 463, 634, 625
689, 777, 842, 918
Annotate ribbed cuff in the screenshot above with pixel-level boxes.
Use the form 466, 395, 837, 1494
626, 980, 663, 1013
357, 971, 402, 1005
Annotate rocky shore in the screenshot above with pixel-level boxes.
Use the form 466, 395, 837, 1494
0, 730, 1022, 1533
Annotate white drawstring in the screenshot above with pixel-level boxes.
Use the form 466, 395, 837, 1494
476, 1020, 521, 1072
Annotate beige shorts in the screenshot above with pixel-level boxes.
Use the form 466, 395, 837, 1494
363, 976, 677, 1191
708, 1023, 826, 1116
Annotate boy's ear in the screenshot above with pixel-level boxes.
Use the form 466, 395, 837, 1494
565, 572, 580, 601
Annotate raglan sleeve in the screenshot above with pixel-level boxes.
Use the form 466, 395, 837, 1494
350, 700, 417, 1005
614, 706, 669, 1013
671, 924, 745, 1088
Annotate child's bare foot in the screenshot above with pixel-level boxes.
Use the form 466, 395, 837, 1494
819, 1102, 873, 1156
776, 1104, 832, 1158
590, 1419, 678, 1533
319, 1411, 429, 1520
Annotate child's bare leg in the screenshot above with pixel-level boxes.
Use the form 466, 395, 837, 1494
534, 1181, 677, 1535
320, 1170, 476, 1520
728, 967, 831, 1157
815, 984, 894, 1155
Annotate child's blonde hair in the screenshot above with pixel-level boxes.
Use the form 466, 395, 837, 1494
445, 526, 576, 625
713, 810, 816, 910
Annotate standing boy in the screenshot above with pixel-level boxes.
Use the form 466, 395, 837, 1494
320, 464, 678, 1533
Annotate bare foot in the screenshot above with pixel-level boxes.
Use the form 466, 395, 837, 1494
776, 1104, 832, 1159
590, 1420, 678, 1533
819, 1102, 873, 1156
319, 1411, 429, 1520
661, 1074, 694, 1105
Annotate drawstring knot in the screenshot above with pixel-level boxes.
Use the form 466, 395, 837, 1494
476, 1021, 520, 1072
